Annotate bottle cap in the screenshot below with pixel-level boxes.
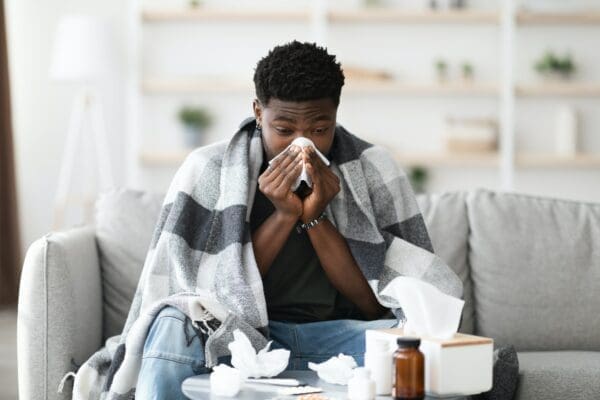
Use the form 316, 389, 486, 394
396, 337, 421, 348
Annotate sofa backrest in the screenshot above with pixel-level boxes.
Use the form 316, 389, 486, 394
97, 188, 600, 350
466, 189, 600, 351
95, 189, 475, 339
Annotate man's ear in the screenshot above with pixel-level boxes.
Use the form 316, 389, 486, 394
252, 99, 262, 123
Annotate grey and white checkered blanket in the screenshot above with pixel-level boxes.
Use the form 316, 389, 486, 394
70, 117, 463, 399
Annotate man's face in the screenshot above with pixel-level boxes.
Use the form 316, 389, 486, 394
253, 97, 337, 160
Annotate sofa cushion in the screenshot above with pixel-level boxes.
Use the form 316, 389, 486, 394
416, 192, 474, 334
515, 351, 600, 399
95, 188, 164, 339
467, 189, 600, 350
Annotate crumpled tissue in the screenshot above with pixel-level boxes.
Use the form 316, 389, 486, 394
228, 329, 290, 379
210, 364, 242, 397
268, 137, 330, 191
308, 353, 358, 385
380, 276, 465, 340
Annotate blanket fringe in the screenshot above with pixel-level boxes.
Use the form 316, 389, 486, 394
58, 371, 76, 393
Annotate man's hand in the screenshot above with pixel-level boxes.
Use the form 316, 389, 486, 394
258, 145, 303, 220
300, 146, 340, 223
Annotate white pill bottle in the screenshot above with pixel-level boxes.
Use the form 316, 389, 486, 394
364, 338, 393, 395
347, 367, 376, 400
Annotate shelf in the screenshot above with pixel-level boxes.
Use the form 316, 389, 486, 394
142, 78, 498, 96
517, 153, 600, 167
516, 83, 600, 97
142, 78, 251, 94
516, 11, 600, 25
140, 150, 600, 170
328, 9, 499, 24
139, 149, 499, 168
345, 81, 497, 96
140, 150, 600, 168
142, 9, 310, 22
140, 150, 192, 166
395, 152, 499, 167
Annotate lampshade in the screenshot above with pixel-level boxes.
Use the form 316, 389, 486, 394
49, 15, 116, 82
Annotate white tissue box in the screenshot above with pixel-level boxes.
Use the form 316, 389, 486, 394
366, 328, 493, 397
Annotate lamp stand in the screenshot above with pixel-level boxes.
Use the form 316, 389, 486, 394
52, 86, 114, 230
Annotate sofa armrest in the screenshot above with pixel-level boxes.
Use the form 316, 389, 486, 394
18, 226, 103, 400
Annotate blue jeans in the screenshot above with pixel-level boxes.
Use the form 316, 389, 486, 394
136, 306, 397, 399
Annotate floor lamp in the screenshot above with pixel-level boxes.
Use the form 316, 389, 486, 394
49, 15, 116, 229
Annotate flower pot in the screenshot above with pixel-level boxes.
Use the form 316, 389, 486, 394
539, 71, 574, 83
182, 125, 206, 148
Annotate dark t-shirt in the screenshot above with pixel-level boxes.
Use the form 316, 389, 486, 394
250, 157, 367, 323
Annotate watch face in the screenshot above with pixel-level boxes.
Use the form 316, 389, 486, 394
294, 181, 313, 199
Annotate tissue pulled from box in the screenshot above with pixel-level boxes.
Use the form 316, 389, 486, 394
268, 137, 330, 191
228, 329, 290, 378
380, 276, 464, 340
210, 364, 242, 397
308, 353, 357, 385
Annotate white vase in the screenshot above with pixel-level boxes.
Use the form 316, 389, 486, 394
555, 105, 578, 156
182, 125, 205, 148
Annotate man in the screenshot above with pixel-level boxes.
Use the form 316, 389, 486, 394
250, 41, 390, 323
77, 41, 462, 400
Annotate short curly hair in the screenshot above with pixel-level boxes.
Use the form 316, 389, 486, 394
253, 41, 345, 107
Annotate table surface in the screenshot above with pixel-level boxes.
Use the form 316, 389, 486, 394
181, 370, 470, 400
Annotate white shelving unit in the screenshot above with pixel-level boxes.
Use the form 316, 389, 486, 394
127, 0, 600, 193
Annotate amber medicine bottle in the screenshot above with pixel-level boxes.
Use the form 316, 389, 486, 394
393, 337, 425, 400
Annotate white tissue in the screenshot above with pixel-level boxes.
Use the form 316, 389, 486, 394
308, 353, 358, 385
380, 276, 465, 340
228, 329, 290, 379
268, 137, 330, 191
210, 364, 242, 397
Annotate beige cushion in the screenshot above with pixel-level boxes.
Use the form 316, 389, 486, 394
467, 189, 600, 350
95, 189, 164, 339
417, 192, 474, 334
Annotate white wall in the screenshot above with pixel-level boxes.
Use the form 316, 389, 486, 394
7, 0, 600, 259
6, 0, 129, 257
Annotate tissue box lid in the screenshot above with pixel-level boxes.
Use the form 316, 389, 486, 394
376, 328, 493, 348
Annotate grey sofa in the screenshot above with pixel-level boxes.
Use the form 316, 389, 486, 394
18, 188, 600, 399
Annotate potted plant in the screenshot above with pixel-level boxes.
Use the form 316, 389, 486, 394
177, 106, 213, 148
534, 51, 576, 81
434, 59, 448, 83
408, 166, 429, 194
364, 0, 381, 7
461, 62, 474, 82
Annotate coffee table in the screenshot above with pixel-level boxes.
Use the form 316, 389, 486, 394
181, 370, 470, 399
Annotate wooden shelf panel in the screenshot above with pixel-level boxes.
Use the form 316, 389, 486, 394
140, 150, 600, 169
140, 150, 192, 166
139, 149, 499, 168
142, 9, 310, 22
516, 11, 600, 25
517, 154, 600, 167
345, 82, 497, 96
142, 8, 498, 24
329, 9, 499, 24
142, 79, 252, 94
142, 78, 498, 96
516, 83, 600, 97
143, 8, 600, 25
396, 152, 499, 167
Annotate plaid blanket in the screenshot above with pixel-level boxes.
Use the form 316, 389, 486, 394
70, 117, 463, 399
